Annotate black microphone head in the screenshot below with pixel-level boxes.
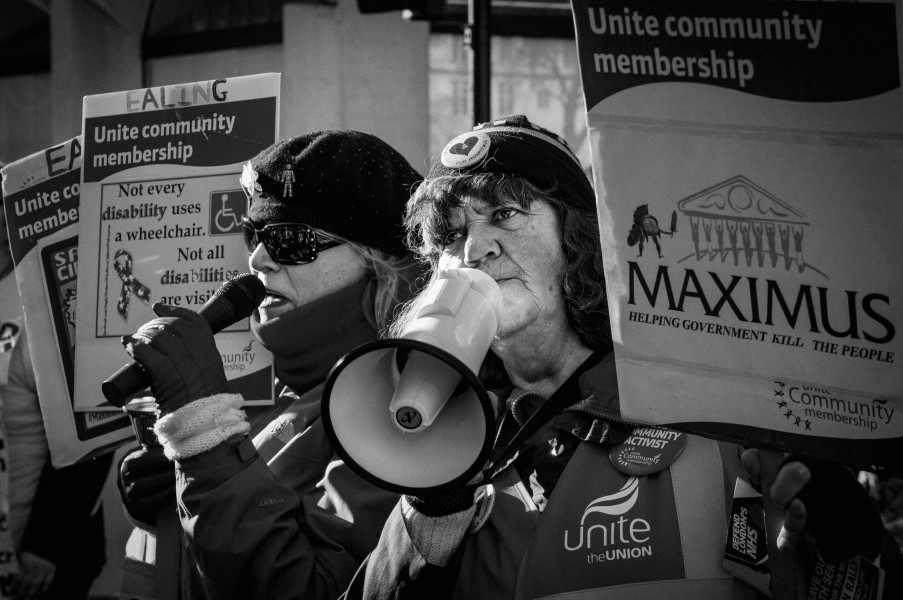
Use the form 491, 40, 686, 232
214, 273, 266, 321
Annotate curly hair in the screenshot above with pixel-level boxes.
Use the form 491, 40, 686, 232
391, 172, 610, 349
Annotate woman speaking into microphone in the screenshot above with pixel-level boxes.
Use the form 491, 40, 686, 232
116, 130, 424, 600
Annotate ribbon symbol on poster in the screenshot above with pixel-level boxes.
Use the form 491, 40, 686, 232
114, 249, 151, 319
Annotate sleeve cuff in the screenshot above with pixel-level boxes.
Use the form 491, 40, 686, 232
401, 496, 476, 567
154, 393, 250, 460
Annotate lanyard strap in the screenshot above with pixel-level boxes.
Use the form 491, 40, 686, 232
486, 346, 610, 481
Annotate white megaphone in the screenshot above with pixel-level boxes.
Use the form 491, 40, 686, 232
322, 268, 502, 495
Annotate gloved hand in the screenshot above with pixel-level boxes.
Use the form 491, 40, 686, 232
117, 444, 175, 530
121, 303, 228, 415
404, 468, 487, 517
405, 486, 478, 517
742, 450, 885, 563
404, 396, 497, 518
787, 456, 885, 563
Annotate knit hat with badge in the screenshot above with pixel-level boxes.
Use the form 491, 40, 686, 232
240, 131, 422, 258
428, 114, 595, 210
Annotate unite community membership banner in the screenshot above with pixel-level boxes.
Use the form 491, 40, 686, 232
75, 73, 280, 412
2, 137, 132, 466
572, 0, 903, 472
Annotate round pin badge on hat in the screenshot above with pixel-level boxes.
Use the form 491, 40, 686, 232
608, 425, 687, 476
440, 131, 491, 169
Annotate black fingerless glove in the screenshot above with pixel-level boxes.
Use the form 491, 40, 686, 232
787, 456, 884, 563
405, 487, 476, 517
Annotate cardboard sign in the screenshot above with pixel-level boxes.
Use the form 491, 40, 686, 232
75, 74, 280, 411
572, 0, 903, 472
1, 137, 133, 466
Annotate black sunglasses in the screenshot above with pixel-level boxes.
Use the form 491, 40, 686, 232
241, 217, 343, 265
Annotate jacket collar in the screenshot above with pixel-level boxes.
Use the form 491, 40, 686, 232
566, 351, 633, 446
569, 351, 623, 422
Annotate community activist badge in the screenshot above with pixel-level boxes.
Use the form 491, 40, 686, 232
608, 426, 686, 475
440, 132, 491, 169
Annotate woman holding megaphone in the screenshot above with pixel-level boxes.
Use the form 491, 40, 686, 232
338, 116, 901, 600
116, 130, 425, 600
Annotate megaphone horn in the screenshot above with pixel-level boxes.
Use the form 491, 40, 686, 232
322, 268, 502, 495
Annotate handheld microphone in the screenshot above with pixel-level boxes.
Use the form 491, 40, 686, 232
101, 272, 267, 408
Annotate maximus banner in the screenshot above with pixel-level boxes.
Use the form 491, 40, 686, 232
572, 0, 903, 473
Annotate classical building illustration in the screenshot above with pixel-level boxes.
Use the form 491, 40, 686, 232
678, 175, 809, 272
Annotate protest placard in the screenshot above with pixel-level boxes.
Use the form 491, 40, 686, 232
75, 73, 280, 412
1, 137, 133, 466
571, 0, 903, 473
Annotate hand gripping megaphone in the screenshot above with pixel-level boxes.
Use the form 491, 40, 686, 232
322, 268, 502, 495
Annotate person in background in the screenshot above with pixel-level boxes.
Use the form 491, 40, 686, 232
337, 115, 902, 600
0, 167, 112, 600
116, 131, 424, 599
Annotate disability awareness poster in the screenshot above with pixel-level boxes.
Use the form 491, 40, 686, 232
75, 73, 280, 411
1, 138, 132, 466
572, 0, 903, 472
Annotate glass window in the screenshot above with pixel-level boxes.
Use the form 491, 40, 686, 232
428, 32, 590, 172
433, 0, 574, 38
0, 0, 50, 76
143, 0, 284, 59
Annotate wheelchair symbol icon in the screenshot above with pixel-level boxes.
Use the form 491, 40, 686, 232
209, 190, 245, 236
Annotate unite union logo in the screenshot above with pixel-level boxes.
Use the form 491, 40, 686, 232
564, 477, 654, 563
582, 476, 639, 520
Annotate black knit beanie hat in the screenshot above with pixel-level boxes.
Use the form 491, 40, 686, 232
428, 114, 595, 210
241, 130, 422, 257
